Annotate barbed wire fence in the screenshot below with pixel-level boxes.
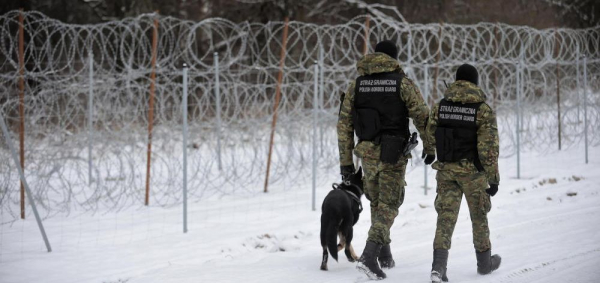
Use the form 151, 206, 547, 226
0, 10, 599, 223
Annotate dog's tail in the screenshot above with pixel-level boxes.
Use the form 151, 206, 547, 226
325, 222, 338, 262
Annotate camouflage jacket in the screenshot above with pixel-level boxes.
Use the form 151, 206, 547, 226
425, 80, 500, 185
337, 52, 434, 166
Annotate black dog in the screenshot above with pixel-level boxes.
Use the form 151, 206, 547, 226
320, 167, 364, 271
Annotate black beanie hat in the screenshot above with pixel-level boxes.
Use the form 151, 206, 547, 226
375, 40, 398, 59
455, 64, 479, 85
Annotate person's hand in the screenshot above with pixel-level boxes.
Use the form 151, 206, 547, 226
340, 165, 355, 181
486, 184, 498, 196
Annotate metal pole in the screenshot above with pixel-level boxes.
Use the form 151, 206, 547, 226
182, 63, 189, 233
493, 24, 499, 108
312, 61, 318, 211
88, 51, 94, 185
576, 43, 580, 121
472, 46, 476, 63
432, 23, 443, 104
407, 33, 412, 78
214, 52, 222, 171
519, 50, 525, 132
583, 56, 588, 164
423, 65, 429, 195
516, 62, 521, 179
555, 30, 562, 150
0, 112, 51, 252
318, 45, 324, 157
18, 9, 25, 219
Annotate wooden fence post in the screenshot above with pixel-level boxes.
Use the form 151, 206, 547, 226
264, 17, 290, 193
145, 13, 159, 205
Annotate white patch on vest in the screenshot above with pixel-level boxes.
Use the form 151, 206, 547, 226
358, 79, 397, 93
440, 105, 476, 115
440, 104, 476, 122
440, 113, 464, 120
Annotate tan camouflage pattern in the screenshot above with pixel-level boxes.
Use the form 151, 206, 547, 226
337, 52, 434, 167
433, 170, 492, 252
425, 80, 500, 185
336, 52, 433, 245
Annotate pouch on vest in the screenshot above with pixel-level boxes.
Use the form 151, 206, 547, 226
380, 135, 405, 164
435, 127, 454, 162
353, 108, 381, 141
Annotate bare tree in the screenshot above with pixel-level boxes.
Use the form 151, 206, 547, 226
2, 0, 597, 28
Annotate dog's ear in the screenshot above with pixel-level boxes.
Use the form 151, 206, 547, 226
355, 166, 363, 179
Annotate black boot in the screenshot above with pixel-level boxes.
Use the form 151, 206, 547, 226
357, 241, 386, 280
476, 249, 501, 275
378, 244, 395, 269
431, 249, 449, 282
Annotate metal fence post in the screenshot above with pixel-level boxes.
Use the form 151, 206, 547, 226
88, 51, 94, 185
520, 49, 525, 132
182, 63, 189, 233
214, 52, 222, 171
576, 43, 581, 121
0, 112, 52, 252
583, 55, 588, 164
318, 45, 325, 157
18, 9, 25, 219
555, 30, 562, 150
423, 65, 429, 195
407, 32, 412, 77
516, 61, 521, 179
312, 61, 318, 211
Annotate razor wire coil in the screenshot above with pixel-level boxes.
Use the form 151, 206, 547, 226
0, 10, 599, 222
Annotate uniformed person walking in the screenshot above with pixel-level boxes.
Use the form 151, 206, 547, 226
424, 64, 501, 283
337, 40, 434, 280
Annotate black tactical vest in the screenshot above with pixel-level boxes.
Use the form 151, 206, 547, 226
435, 99, 483, 170
352, 72, 409, 141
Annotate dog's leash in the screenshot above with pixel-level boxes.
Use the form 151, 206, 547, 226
332, 183, 363, 213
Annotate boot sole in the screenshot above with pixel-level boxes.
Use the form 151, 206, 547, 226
357, 262, 385, 280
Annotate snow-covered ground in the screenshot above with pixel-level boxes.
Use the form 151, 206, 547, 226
1, 145, 599, 283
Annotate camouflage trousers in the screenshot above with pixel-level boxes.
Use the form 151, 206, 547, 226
433, 170, 492, 252
361, 156, 407, 245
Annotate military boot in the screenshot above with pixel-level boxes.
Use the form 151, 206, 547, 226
476, 249, 501, 275
378, 244, 395, 269
357, 241, 386, 280
430, 249, 449, 283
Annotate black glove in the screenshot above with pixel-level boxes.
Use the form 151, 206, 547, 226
340, 164, 355, 181
423, 154, 435, 165
486, 184, 498, 197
